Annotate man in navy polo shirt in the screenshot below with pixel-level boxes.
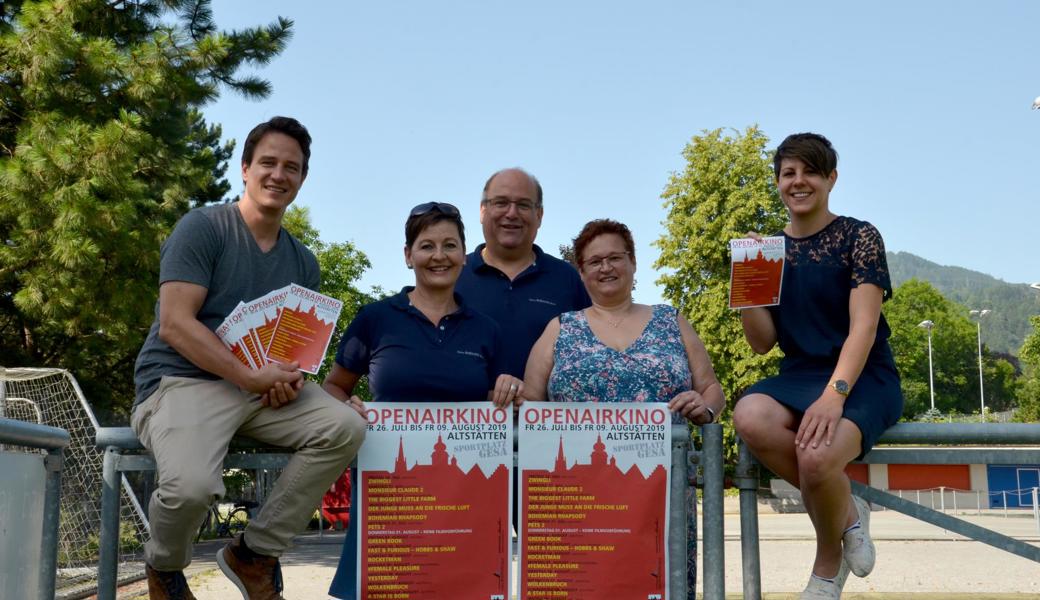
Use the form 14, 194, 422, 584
455, 168, 590, 379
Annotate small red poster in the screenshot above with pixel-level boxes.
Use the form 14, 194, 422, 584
357, 403, 512, 600
265, 284, 342, 373
729, 236, 785, 309
518, 402, 671, 600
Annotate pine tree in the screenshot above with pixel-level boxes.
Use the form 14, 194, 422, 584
0, 0, 293, 419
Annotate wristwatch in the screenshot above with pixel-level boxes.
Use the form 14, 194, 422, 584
830, 379, 851, 397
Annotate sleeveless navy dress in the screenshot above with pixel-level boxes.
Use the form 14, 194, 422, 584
743, 216, 903, 457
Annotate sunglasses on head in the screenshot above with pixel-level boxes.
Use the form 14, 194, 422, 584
409, 202, 460, 217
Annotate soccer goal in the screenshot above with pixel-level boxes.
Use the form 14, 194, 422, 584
0, 368, 149, 600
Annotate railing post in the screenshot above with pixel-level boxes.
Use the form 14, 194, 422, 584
1033, 488, 1039, 535
38, 448, 65, 600
1003, 491, 1008, 517
669, 425, 691, 600
701, 423, 724, 599
735, 438, 761, 600
97, 447, 121, 600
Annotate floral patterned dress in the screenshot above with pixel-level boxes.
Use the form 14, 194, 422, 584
547, 303, 699, 593
548, 304, 692, 420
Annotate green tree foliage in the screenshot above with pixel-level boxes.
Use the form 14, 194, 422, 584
1014, 316, 1040, 422
883, 278, 1019, 418
888, 251, 1040, 356
0, 0, 292, 420
654, 126, 786, 456
281, 206, 374, 381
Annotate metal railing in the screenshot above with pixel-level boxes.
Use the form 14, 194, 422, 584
0, 417, 71, 600
95, 422, 727, 600
94, 427, 298, 600
734, 422, 1040, 600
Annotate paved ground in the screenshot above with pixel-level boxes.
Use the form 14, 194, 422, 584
115, 503, 1040, 599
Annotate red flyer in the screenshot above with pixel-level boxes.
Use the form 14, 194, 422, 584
518, 402, 671, 600
228, 303, 265, 369
729, 236, 785, 309
215, 303, 254, 369
241, 284, 291, 356
265, 283, 343, 373
357, 403, 512, 600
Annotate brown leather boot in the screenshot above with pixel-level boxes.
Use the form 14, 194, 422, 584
216, 534, 286, 600
145, 564, 197, 600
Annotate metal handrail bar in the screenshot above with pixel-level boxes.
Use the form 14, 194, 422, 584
0, 417, 71, 600
876, 422, 1040, 445
736, 422, 1040, 599
95, 422, 726, 600
0, 416, 71, 449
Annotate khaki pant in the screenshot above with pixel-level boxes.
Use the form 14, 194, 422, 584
131, 376, 366, 570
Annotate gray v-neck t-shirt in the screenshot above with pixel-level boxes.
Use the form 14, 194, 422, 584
133, 202, 319, 407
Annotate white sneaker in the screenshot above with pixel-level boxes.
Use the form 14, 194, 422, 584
800, 556, 849, 599
843, 495, 876, 577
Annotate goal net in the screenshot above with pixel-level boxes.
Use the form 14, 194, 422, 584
0, 367, 148, 599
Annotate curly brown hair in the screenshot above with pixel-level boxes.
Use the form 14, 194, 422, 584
572, 219, 636, 269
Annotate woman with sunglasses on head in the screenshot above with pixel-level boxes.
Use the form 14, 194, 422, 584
522, 218, 725, 596
734, 133, 903, 599
324, 202, 523, 600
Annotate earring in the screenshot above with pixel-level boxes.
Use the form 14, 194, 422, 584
406, 263, 413, 269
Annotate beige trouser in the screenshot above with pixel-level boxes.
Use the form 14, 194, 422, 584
131, 376, 366, 570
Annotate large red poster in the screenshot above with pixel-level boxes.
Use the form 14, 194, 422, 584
518, 402, 671, 600
358, 403, 512, 600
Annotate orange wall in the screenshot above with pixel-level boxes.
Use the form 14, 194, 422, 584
887, 464, 970, 490
845, 463, 869, 484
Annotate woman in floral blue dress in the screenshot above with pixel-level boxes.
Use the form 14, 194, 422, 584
522, 218, 725, 596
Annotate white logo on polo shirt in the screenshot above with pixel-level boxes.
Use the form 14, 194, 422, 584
457, 350, 483, 359
528, 298, 557, 306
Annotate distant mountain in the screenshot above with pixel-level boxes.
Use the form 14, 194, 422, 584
887, 251, 1039, 357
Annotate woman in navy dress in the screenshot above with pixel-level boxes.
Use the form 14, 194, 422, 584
324, 203, 524, 600
733, 133, 903, 600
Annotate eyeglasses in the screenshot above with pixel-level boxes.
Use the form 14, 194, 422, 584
582, 252, 630, 271
409, 202, 461, 217
482, 198, 539, 214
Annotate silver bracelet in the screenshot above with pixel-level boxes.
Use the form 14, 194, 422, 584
704, 406, 717, 424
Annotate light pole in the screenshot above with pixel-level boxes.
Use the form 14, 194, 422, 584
918, 320, 936, 411
968, 309, 991, 420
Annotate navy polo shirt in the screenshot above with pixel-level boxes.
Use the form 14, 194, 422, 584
454, 243, 590, 378
335, 287, 504, 402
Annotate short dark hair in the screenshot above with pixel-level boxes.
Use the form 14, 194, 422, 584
572, 219, 636, 268
482, 168, 543, 207
405, 206, 466, 249
773, 132, 838, 179
241, 116, 312, 176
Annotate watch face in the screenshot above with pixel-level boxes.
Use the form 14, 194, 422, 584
834, 380, 850, 395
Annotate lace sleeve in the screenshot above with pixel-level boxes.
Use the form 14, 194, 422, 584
850, 221, 892, 300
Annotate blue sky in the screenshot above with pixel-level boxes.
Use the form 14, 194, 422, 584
205, 1, 1039, 304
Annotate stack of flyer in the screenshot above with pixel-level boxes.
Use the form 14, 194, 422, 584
215, 283, 343, 374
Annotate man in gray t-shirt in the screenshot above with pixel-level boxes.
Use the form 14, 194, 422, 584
131, 117, 366, 600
